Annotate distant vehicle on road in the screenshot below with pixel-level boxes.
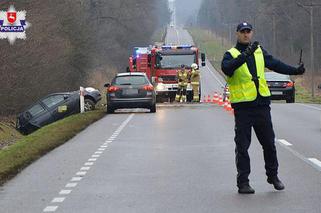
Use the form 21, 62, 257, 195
105, 72, 156, 113
265, 72, 295, 103
16, 88, 101, 135
128, 45, 206, 102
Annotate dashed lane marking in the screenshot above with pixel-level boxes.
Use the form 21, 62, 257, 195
59, 190, 72, 195
277, 139, 292, 146
71, 177, 82, 182
43, 206, 58, 212
65, 183, 78, 188
43, 114, 135, 212
308, 158, 321, 171
51, 197, 65, 203
277, 139, 321, 173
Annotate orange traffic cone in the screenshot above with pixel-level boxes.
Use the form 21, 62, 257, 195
218, 95, 224, 106
207, 95, 211, 103
226, 101, 233, 112
223, 98, 229, 110
212, 92, 219, 104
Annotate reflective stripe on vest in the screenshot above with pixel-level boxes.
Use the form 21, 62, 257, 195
227, 46, 271, 103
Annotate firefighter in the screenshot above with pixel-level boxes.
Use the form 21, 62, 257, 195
175, 64, 189, 102
221, 22, 305, 194
190, 63, 200, 102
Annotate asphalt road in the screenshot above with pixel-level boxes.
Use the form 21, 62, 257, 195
1, 27, 321, 213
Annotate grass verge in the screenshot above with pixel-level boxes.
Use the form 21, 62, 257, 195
0, 110, 105, 185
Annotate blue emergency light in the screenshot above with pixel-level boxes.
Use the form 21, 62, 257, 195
161, 45, 193, 50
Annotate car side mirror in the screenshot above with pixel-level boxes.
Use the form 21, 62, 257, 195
63, 95, 69, 100
104, 83, 110, 88
201, 53, 206, 67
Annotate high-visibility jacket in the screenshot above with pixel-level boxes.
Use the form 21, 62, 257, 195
177, 70, 189, 87
227, 46, 271, 103
190, 69, 200, 85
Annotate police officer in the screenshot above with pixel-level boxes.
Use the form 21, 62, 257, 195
221, 22, 305, 194
175, 64, 189, 102
190, 63, 200, 102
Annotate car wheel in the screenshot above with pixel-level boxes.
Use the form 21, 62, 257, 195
150, 104, 156, 113
286, 95, 295, 103
84, 99, 95, 111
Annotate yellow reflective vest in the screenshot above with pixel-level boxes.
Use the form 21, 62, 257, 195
177, 70, 189, 87
227, 46, 271, 103
190, 69, 200, 85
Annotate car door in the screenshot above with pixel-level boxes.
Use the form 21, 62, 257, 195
27, 102, 55, 128
41, 94, 73, 122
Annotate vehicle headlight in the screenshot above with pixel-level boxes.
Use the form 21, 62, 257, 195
156, 83, 165, 91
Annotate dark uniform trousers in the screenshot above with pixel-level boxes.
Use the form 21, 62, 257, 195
234, 105, 279, 186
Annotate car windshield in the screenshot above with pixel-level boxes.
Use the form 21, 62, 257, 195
157, 54, 196, 69
114, 76, 148, 85
265, 72, 290, 81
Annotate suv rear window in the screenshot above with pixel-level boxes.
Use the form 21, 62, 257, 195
114, 76, 148, 85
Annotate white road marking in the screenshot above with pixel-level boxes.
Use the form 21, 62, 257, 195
308, 158, 321, 169
43, 206, 58, 212
71, 177, 82, 182
59, 190, 72, 195
65, 183, 78, 188
206, 66, 225, 87
277, 139, 292, 146
76, 171, 87, 176
278, 139, 321, 173
51, 197, 65, 203
80, 167, 90, 171
43, 114, 135, 212
296, 103, 321, 111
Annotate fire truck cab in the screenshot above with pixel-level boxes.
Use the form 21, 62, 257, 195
129, 45, 206, 102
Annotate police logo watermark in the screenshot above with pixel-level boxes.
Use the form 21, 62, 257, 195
0, 5, 31, 44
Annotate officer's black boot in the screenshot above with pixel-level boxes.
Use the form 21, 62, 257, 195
238, 183, 255, 194
267, 176, 285, 190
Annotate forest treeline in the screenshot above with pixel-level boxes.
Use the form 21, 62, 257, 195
0, 0, 170, 115
197, 0, 321, 74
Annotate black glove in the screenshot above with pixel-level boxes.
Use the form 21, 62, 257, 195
296, 63, 305, 75
242, 41, 259, 58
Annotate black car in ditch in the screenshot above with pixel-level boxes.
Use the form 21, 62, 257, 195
265, 72, 295, 103
16, 88, 101, 135
105, 72, 156, 113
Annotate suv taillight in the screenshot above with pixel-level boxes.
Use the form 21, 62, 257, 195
143, 85, 154, 91
107, 86, 120, 93
286, 82, 294, 88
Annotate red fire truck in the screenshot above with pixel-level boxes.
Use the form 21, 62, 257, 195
128, 45, 206, 102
